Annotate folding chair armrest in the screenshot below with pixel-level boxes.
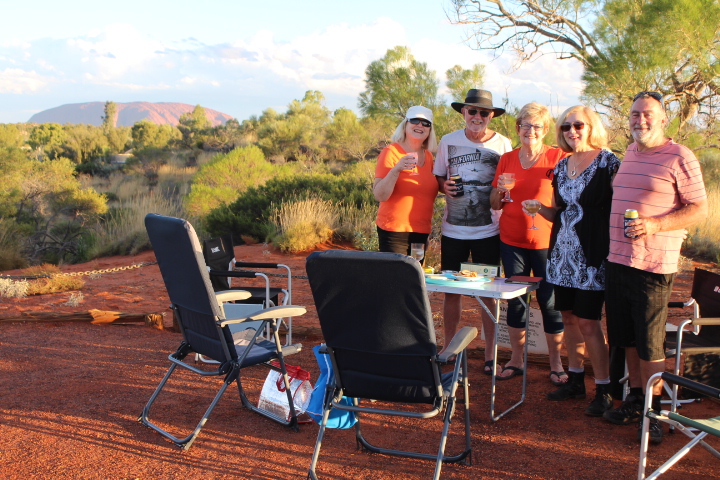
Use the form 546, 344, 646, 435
692, 317, 720, 326
438, 326, 478, 362
218, 305, 306, 326
215, 290, 252, 303
209, 269, 257, 278
668, 301, 686, 308
661, 372, 720, 400
235, 262, 280, 269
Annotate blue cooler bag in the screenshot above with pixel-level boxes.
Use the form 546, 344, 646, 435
306, 344, 357, 429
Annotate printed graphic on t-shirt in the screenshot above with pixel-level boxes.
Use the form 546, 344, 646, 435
446, 145, 500, 227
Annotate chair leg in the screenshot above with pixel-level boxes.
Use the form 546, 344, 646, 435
139, 362, 237, 450
308, 390, 335, 479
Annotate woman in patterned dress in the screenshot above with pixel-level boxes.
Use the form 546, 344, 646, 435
523, 105, 620, 417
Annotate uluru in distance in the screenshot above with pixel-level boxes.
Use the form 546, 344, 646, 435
28, 102, 234, 126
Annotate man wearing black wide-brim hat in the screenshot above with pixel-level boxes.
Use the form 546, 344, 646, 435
433, 89, 512, 373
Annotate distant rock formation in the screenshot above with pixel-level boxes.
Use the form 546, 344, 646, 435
28, 102, 234, 127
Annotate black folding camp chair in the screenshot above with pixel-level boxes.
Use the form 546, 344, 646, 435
203, 234, 295, 344
638, 372, 720, 479
305, 250, 476, 480
139, 213, 305, 450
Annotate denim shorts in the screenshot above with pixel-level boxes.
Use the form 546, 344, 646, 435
605, 262, 675, 361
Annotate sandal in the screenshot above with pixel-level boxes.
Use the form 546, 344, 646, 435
550, 370, 568, 386
483, 360, 495, 376
496, 365, 523, 381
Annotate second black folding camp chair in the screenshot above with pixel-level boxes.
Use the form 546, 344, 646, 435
305, 249, 476, 480
139, 213, 306, 450
202, 233, 295, 345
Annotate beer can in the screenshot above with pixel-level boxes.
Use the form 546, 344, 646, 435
624, 209, 638, 238
449, 174, 464, 197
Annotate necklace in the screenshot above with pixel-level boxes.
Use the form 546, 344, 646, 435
519, 146, 544, 169
569, 151, 595, 177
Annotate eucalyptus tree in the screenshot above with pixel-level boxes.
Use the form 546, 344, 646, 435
449, 0, 720, 145
358, 46, 441, 122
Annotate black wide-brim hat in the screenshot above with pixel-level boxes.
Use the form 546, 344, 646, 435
451, 89, 505, 117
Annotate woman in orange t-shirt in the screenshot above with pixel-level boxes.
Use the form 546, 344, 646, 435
489, 102, 566, 384
374, 105, 438, 255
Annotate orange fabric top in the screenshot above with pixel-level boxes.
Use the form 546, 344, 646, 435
375, 143, 438, 233
492, 146, 566, 249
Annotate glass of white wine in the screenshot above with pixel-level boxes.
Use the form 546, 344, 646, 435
501, 173, 516, 202
525, 199, 541, 230
410, 243, 425, 263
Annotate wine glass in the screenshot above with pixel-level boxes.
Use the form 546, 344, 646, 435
407, 152, 419, 176
525, 199, 541, 230
501, 173, 516, 202
410, 243, 425, 263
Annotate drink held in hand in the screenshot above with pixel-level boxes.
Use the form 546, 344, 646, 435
410, 243, 425, 263
501, 173, 516, 202
526, 200, 541, 230
624, 209, 638, 238
525, 202, 542, 215
449, 174, 464, 197
407, 152, 419, 175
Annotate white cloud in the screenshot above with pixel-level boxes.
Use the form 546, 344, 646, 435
0, 68, 50, 94
0, 16, 584, 123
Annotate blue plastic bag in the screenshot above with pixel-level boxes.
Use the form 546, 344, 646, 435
306, 344, 357, 429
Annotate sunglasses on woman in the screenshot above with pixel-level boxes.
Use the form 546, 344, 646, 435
560, 122, 586, 132
408, 118, 432, 128
465, 108, 491, 117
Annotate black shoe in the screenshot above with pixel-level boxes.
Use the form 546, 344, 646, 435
585, 384, 613, 417
603, 394, 642, 425
547, 371, 586, 400
637, 417, 663, 445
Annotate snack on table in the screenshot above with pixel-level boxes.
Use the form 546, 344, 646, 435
455, 270, 479, 277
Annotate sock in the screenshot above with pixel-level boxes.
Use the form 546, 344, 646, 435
595, 377, 611, 385
629, 387, 643, 400
569, 367, 584, 373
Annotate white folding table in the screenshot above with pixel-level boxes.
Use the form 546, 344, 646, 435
425, 277, 539, 421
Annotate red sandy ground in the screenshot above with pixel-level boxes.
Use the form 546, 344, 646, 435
1, 244, 718, 479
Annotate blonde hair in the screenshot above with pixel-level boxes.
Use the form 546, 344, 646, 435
391, 117, 438, 153
516, 102, 553, 131
556, 105, 608, 153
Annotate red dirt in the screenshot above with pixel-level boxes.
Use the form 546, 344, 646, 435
1, 245, 718, 479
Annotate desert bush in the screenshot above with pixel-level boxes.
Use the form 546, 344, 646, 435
18, 264, 85, 295
205, 174, 374, 242
271, 197, 337, 252
0, 278, 29, 298
95, 193, 186, 256
684, 186, 720, 262
185, 145, 295, 218
0, 218, 28, 270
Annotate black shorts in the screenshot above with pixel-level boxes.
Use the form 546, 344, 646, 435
440, 235, 500, 271
376, 226, 429, 256
605, 262, 675, 361
553, 285, 605, 321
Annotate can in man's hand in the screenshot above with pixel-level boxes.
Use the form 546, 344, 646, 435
624, 209, 638, 238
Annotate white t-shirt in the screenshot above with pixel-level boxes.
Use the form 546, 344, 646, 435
433, 129, 512, 240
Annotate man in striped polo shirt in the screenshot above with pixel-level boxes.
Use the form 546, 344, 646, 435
602, 91, 708, 444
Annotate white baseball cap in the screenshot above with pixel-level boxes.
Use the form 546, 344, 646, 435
405, 105, 433, 123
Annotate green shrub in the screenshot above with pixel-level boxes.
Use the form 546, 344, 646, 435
204, 174, 374, 242
185, 145, 289, 218
272, 197, 337, 252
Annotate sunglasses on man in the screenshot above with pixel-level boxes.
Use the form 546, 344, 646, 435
560, 122, 586, 132
464, 108, 491, 118
408, 118, 432, 128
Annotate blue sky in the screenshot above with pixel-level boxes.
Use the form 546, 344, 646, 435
0, 0, 584, 123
